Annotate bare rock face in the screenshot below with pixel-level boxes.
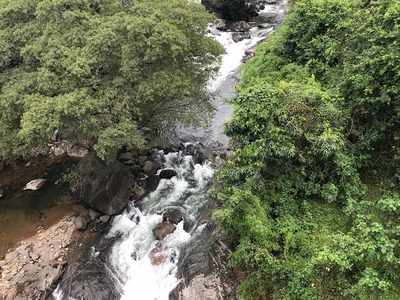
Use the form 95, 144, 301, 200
172, 274, 222, 300
153, 222, 176, 240
23, 178, 47, 191
0, 215, 78, 300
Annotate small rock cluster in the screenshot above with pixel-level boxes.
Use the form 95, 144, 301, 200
72, 207, 111, 232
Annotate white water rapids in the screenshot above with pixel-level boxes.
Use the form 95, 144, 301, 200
106, 152, 214, 300
54, 2, 285, 299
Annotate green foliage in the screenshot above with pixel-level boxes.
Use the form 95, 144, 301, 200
214, 0, 400, 299
0, 0, 222, 160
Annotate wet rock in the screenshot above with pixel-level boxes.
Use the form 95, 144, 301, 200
74, 215, 90, 231
98, 215, 111, 224
232, 31, 251, 42
153, 222, 176, 240
228, 20, 251, 32
55, 251, 121, 300
145, 175, 161, 193
194, 143, 210, 164
71, 154, 132, 215
129, 214, 140, 225
23, 178, 47, 191
144, 150, 164, 175
182, 142, 209, 164
162, 207, 184, 225
159, 168, 177, 180
182, 143, 195, 156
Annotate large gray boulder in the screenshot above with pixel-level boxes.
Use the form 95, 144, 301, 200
71, 154, 132, 215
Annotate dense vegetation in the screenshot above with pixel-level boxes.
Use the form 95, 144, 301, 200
214, 0, 400, 299
0, 0, 222, 160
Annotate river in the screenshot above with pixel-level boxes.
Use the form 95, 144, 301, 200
54, 1, 287, 299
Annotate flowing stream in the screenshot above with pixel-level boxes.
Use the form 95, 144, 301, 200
54, 1, 287, 299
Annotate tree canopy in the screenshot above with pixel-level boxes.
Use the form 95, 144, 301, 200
214, 0, 400, 299
0, 0, 222, 160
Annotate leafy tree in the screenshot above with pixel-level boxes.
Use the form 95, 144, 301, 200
0, 0, 222, 160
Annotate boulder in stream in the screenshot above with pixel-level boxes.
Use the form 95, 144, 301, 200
162, 207, 184, 225
181, 142, 210, 164
153, 222, 176, 240
71, 154, 132, 215
228, 20, 251, 32
159, 168, 177, 179
232, 31, 251, 42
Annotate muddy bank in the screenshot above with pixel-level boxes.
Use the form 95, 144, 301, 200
0, 155, 77, 259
